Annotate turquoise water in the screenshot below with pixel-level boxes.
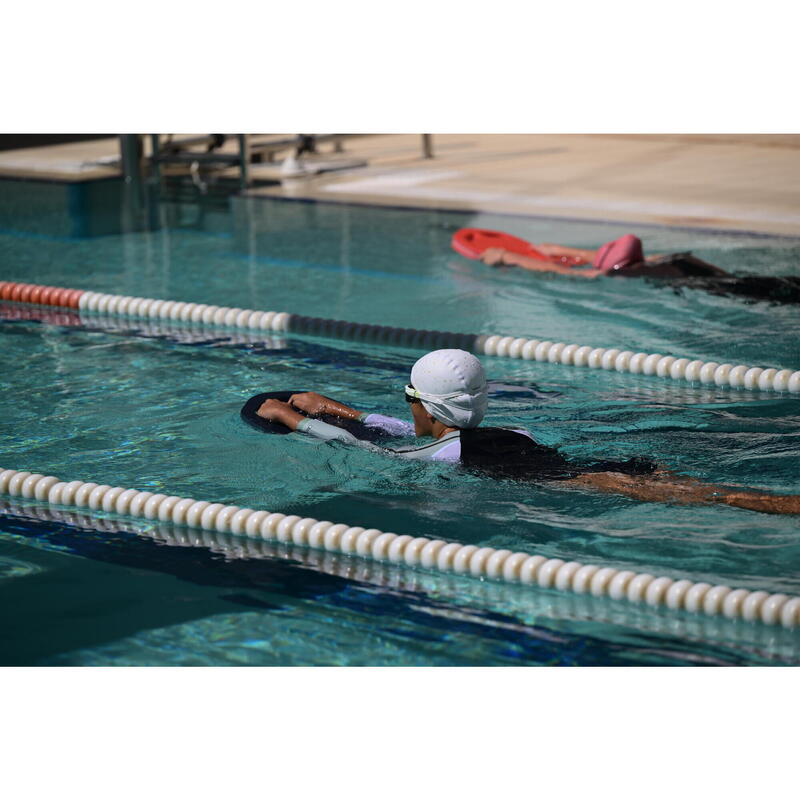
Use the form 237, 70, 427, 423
1, 180, 799, 665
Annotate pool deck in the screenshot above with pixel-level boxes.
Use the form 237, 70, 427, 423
1, 134, 798, 235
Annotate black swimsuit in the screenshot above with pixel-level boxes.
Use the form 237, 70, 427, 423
609, 252, 800, 304
673, 273, 800, 304
460, 428, 657, 481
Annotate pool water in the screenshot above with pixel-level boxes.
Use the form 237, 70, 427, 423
1, 179, 799, 666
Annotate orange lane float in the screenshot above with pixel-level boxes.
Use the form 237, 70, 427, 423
0, 281, 84, 308
451, 228, 587, 266
2, 282, 20, 301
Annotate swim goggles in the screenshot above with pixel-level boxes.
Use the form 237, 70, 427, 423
404, 385, 421, 403
404, 384, 482, 403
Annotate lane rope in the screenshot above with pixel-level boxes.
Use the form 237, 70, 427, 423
1, 280, 798, 393
1, 467, 798, 628
5, 498, 795, 657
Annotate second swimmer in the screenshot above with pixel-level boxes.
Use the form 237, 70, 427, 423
481, 234, 800, 305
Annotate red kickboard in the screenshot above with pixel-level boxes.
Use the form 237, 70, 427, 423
451, 228, 587, 266
452, 228, 546, 260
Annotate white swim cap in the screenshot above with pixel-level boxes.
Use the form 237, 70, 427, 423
409, 349, 488, 429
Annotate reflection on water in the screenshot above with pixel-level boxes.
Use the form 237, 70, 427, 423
0, 555, 43, 581
2, 499, 798, 666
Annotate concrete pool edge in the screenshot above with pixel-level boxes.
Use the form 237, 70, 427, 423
243, 190, 800, 241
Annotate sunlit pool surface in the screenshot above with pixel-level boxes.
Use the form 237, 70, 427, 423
1, 179, 799, 665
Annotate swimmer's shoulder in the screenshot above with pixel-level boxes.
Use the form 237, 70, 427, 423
391, 430, 461, 461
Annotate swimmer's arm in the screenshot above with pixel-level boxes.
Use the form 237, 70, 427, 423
288, 392, 362, 420
537, 244, 597, 262
510, 256, 602, 278
481, 248, 602, 278
301, 419, 438, 458
289, 394, 415, 435
295, 417, 361, 446
256, 398, 306, 430
257, 397, 362, 444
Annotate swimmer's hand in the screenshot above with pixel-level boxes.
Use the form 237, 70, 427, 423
480, 248, 511, 267
256, 398, 305, 431
288, 392, 362, 421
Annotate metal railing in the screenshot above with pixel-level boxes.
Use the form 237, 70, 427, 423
123, 133, 434, 192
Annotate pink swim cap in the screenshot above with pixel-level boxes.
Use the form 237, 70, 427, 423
593, 234, 645, 273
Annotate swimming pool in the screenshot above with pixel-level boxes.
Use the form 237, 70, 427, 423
1, 178, 799, 665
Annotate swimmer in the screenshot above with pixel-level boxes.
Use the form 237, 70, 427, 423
481, 234, 800, 304
256, 349, 800, 515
